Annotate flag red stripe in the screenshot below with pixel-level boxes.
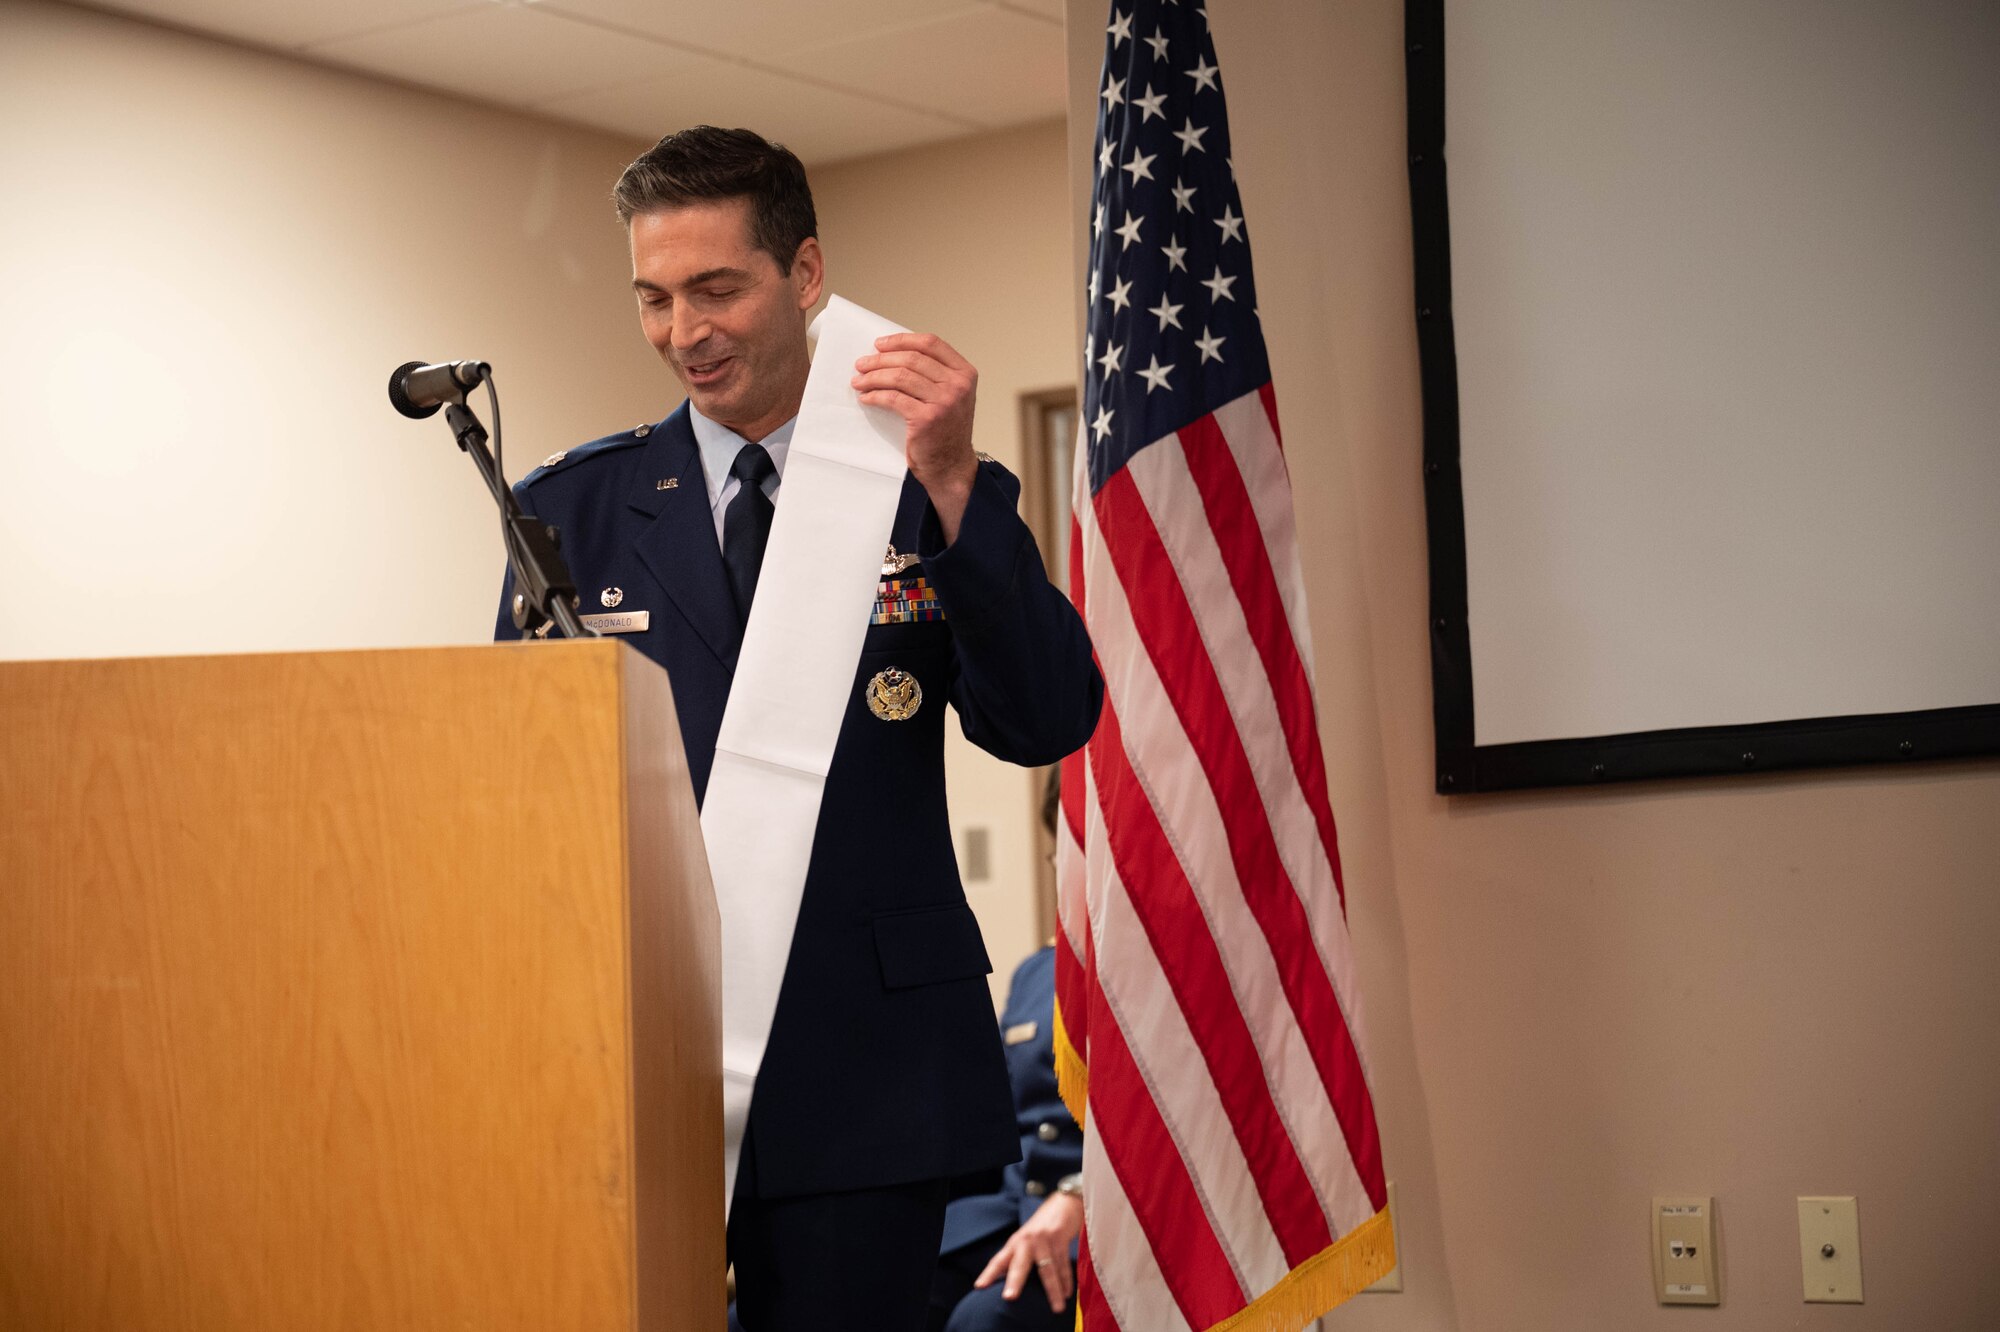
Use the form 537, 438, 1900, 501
1177, 414, 1348, 911
1084, 938, 1251, 1327
1095, 468, 1387, 1208
1089, 698, 1333, 1267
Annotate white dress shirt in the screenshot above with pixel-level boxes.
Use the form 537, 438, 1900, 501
689, 403, 795, 547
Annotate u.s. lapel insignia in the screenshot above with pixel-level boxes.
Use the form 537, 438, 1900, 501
656, 477, 679, 490
600, 587, 624, 608
865, 667, 923, 721
881, 544, 921, 576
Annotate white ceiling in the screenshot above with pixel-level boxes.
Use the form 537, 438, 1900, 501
78, 0, 1070, 163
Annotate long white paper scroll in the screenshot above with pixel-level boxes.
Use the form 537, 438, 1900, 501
701, 295, 911, 1207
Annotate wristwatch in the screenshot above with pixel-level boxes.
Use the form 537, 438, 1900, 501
1056, 1173, 1084, 1198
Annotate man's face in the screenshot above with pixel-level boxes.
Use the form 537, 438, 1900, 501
630, 197, 823, 444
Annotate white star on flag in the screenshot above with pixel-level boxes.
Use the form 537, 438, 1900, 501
1100, 74, 1124, 109
1215, 203, 1244, 243
1200, 266, 1236, 302
1114, 211, 1144, 247
1171, 179, 1196, 213
1161, 236, 1188, 271
1194, 325, 1225, 362
1172, 118, 1208, 154
1122, 149, 1157, 184
1133, 84, 1167, 122
1107, 275, 1134, 312
1186, 53, 1219, 91
1148, 294, 1183, 330
1107, 8, 1132, 45
1145, 27, 1170, 60
1137, 354, 1174, 393
1096, 340, 1125, 378
1088, 402, 1112, 441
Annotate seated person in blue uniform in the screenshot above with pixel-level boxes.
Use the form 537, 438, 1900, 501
928, 944, 1082, 1332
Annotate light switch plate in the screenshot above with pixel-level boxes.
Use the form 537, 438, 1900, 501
1652, 1197, 1720, 1305
1798, 1196, 1863, 1303
1362, 1181, 1402, 1293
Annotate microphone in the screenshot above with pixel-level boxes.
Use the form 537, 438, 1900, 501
387, 359, 489, 419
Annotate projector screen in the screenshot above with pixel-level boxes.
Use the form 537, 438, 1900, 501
1411, 0, 2000, 789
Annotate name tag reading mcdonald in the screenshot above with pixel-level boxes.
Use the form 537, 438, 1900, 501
580, 611, 650, 635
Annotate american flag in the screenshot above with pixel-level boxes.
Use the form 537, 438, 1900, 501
1053, 3, 1395, 1328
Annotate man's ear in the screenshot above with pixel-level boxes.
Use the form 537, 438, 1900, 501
791, 236, 825, 310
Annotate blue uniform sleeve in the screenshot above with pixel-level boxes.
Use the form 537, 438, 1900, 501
493, 563, 523, 642
917, 462, 1103, 767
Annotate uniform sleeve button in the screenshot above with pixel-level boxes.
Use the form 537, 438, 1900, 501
1024, 1179, 1048, 1197
634, 424, 652, 437
1037, 1122, 1059, 1142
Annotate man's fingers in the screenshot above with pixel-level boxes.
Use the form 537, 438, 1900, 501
1001, 1245, 1033, 1300
852, 349, 950, 384
854, 387, 928, 419
874, 331, 973, 374
972, 1243, 1011, 1290
850, 365, 944, 401
1036, 1252, 1069, 1312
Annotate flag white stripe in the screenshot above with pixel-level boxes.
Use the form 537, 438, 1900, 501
1083, 1103, 1195, 1332
1079, 491, 1375, 1240
1125, 436, 1363, 1035
1213, 392, 1318, 681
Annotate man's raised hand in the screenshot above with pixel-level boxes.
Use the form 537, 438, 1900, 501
852, 332, 980, 543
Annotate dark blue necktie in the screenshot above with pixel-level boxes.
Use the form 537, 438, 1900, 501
721, 442, 776, 625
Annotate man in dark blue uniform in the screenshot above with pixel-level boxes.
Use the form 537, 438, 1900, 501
929, 945, 1082, 1332
496, 127, 1101, 1332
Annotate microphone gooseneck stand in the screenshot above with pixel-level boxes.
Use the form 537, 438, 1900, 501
396, 361, 590, 640
446, 399, 591, 640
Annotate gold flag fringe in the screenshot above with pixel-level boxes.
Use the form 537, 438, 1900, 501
1204, 1207, 1397, 1332
1052, 997, 1088, 1125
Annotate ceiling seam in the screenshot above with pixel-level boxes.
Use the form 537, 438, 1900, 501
526, 3, 992, 129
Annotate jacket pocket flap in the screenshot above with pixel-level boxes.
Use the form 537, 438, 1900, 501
873, 903, 992, 989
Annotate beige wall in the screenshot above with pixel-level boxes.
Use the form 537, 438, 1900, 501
0, 2, 1069, 1003
0, 0, 662, 661
810, 120, 1079, 997
1063, 1, 2000, 1328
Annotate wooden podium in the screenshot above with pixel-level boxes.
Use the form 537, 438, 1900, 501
0, 642, 721, 1330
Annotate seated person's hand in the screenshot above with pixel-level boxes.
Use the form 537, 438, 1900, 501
971, 1192, 1084, 1313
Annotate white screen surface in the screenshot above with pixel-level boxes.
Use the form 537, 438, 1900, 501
1447, 0, 2000, 746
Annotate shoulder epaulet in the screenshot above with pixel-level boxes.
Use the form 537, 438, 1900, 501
520, 422, 658, 486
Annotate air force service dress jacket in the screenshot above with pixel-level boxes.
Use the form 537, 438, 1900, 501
495, 401, 1103, 1201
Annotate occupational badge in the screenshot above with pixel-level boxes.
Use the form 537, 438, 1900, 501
600, 586, 624, 608
865, 667, 923, 721
881, 544, 921, 576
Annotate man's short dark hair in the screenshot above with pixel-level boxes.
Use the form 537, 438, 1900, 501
613, 126, 818, 274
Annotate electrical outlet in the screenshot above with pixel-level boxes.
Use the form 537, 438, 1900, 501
1798, 1196, 1862, 1303
962, 826, 990, 881
1652, 1197, 1719, 1305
